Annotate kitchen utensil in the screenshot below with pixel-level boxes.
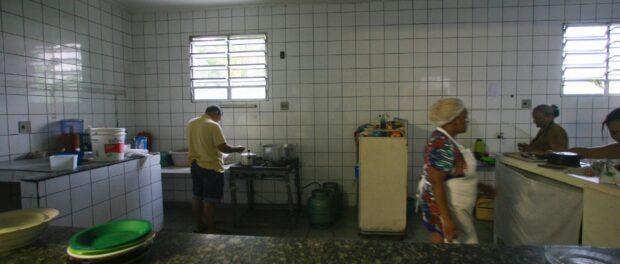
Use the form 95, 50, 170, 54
263, 144, 284, 162
169, 151, 189, 167
545, 247, 620, 264
69, 219, 152, 252
68, 232, 155, 257
283, 144, 296, 159
49, 155, 78, 170
240, 150, 256, 166
538, 163, 570, 170
0, 208, 59, 252
503, 152, 546, 163
263, 144, 296, 165
547, 151, 581, 167
67, 232, 155, 260
67, 241, 153, 263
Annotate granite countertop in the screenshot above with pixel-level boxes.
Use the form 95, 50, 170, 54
0, 156, 145, 182
2, 227, 620, 263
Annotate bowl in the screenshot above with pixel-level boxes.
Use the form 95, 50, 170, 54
68, 219, 152, 252
0, 208, 59, 252
169, 151, 189, 167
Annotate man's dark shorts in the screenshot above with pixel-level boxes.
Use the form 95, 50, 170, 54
191, 161, 224, 203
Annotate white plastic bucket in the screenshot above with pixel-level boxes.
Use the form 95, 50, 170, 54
90, 128, 126, 161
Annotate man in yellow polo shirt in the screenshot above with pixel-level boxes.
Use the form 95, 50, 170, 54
187, 105, 245, 234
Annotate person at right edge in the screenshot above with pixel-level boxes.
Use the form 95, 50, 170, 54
418, 98, 495, 244
518, 104, 569, 153
187, 105, 245, 234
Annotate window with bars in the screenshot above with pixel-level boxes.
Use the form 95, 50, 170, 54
562, 24, 620, 95
190, 34, 267, 101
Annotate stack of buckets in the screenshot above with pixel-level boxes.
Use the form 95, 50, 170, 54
307, 182, 342, 227
90, 128, 126, 161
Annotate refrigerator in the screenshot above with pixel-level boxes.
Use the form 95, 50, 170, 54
358, 136, 408, 235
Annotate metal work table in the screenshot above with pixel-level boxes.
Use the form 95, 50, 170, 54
228, 158, 300, 227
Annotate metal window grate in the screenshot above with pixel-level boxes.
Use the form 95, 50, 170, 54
562, 25, 608, 95
190, 34, 267, 101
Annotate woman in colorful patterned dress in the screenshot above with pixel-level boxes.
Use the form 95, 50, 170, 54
418, 98, 494, 244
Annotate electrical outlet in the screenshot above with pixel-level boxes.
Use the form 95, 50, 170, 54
18, 121, 31, 134
280, 101, 289, 111
521, 99, 532, 109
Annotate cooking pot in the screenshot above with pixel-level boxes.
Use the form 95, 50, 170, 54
263, 144, 296, 163
547, 151, 581, 167
240, 150, 256, 166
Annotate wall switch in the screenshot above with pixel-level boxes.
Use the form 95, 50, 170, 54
18, 121, 31, 134
521, 99, 532, 109
280, 101, 289, 110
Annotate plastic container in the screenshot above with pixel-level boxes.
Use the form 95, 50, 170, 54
475, 196, 495, 221
57, 149, 83, 165
169, 151, 189, 167
90, 128, 126, 161
159, 152, 173, 167
59, 119, 84, 134
134, 136, 148, 150
49, 155, 78, 170
474, 138, 487, 160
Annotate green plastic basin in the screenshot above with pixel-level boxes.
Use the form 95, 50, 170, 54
68, 219, 152, 251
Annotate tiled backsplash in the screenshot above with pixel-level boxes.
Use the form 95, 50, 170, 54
3, 0, 620, 206
0, 0, 134, 161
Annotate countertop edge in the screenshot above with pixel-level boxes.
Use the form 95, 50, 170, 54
499, 155, 620, 198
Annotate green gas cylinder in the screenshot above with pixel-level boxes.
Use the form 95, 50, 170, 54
307, 189, 333, 226
322, 182, 342, 220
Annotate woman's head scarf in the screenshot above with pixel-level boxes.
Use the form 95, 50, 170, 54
429, 98, 466, 127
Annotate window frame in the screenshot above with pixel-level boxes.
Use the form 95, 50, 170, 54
561, 23, 620, 96
189, 33, 269, 102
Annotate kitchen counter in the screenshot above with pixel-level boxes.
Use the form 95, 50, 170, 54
498, 155, 620, 247
500, 154, 620, 197
0, 155, 164, 231
2, 226, 620, 263
0, 156, 144, 182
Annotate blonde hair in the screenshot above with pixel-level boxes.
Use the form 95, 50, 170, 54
429, 98, 466, 127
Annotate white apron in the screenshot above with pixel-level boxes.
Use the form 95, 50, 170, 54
417, 128, 479, 244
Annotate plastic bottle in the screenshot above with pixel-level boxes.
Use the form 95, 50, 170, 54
474, 138, 486, 160
380, 115, 387, 129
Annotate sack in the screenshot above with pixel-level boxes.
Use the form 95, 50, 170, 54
592, 160, 620, 186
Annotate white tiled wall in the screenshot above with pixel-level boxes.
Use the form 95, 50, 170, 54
5, 0, 620, 207
0, 0, 134, 161
131, 0, 620, 206
20, 155, 164, 231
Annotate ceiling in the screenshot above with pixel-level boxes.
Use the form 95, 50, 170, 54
114, 0, 349, 9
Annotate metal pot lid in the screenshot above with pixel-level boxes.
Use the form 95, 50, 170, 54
550, 151, 579, 157
241, 151, 256, 157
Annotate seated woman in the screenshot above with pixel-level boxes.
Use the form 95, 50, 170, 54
569, 108, 620, 158
518, 104, 569, 153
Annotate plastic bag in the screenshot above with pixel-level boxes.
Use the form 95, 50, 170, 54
592, 160, 620, 186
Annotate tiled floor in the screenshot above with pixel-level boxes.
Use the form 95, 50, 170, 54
162, 203, 494, 243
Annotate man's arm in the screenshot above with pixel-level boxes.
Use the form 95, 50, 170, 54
217, 143, 245, 154
569, 143, 620, 159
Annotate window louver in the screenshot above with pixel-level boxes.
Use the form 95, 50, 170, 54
190, 34, 267, 100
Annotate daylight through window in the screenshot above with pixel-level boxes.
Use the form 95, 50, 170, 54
190, 34, 267, 101
562, 24, 620, 95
